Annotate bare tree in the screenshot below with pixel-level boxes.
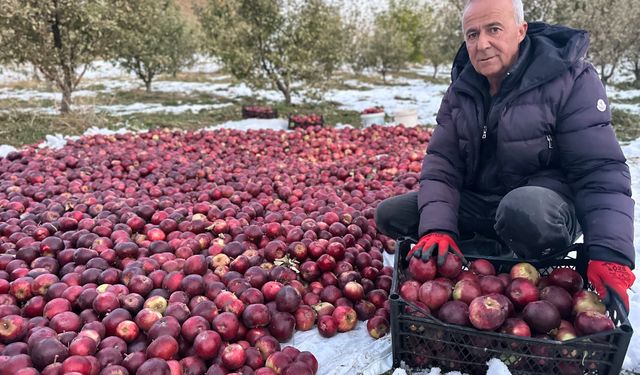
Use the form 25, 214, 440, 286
0, 0, 120, 113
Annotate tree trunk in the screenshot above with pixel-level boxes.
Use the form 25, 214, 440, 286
60, 87, 72, 114
274, 77, 291, 105
283, 90, 291, 105
381, 70, 387, 83
432, 64, 439, 79
145, 80, 152, 93
632, 60, 640, 84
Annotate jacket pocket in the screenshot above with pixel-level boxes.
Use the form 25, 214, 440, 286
537, 134, 555, 167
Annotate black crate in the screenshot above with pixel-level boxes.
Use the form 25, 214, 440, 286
287, 114, 324, 130
390, 238, 633, 375
241, 106, 278, 119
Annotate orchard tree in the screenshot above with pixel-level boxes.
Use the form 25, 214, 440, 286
364, 11, 412, 82
115, 0, 201, 92
342, 5, 374, 75
0, 0, 120, 113
386, 0, 431, 64
200, 0, 346, 105
569, 0, 637, 86
425, 2, 464, 79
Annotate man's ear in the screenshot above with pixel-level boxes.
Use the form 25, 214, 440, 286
518, 22, 528, 43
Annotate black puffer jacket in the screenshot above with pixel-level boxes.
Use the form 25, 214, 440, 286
418, 22, 634, 267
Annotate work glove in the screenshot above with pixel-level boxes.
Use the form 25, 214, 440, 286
587, 260, 635, 313
405, 231, 469, 267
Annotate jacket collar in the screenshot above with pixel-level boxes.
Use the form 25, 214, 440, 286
449, 22, 589, 98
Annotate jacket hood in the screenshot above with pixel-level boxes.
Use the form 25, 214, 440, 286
450, 22, 589, 86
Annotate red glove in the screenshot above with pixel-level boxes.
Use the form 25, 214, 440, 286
587, 260, 635, 312
406, 232, 468, 266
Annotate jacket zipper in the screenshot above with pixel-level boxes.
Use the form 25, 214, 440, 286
482, 126, 487, 140
546, 135, 553, 149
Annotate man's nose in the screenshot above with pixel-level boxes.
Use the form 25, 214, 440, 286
477, 32, 491, 50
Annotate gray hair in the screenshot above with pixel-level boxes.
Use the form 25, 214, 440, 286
462, 0, 525, 30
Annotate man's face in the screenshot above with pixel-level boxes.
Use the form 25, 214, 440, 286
463, 0, 527, 84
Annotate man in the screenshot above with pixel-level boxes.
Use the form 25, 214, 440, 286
375, 0, 636, 311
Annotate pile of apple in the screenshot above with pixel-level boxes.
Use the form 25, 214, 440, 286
0, 125, 431, 375
400, 253, 616, 344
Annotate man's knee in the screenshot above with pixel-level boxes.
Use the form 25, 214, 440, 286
374, 198, 394, 236
497, 186, 550, 223
495, 186, 574, 257
374, 192, 419, 239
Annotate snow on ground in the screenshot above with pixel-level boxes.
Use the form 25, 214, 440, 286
206, 118, 290, 132
90, 102, 232, 116
326, 78, 447, 125
0, 88, 98, 101
609, 87, 640, 101
613, 103, 640, 115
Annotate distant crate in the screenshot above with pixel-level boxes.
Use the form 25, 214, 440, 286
287, 113, 324, 130
241, 105, 278, 119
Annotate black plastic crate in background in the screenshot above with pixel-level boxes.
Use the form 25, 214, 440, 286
241, 105, 278, 119
390, 238, 633, 375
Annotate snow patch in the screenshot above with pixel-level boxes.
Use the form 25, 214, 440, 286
207, 118, 290, 132
92, 102, 231, 116
326, 80, 447, 125
486, 358, 512, 375
284, 320, 393, 375
38, 134, 72, 150
0, 145, 17, 158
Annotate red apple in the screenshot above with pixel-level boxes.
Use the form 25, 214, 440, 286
418, 280, 449, 311
294, 305, 316, 331
468, 295, 507, 331
332, 306, 357, 332
452, 279, 482, 305
523, 300, 561, 334
146, 335, 178, 360
193, 330, 222, 360
574, 311, 615, 335
115, 320, 139, 343
407, 257, 436, 282
317, 315, 338, 337
548, 267, 584, 294
366, 316, 389, 339
437, 300, 470, 326
437, 252, 462, 278
470, 259, 495, 276
505, 278, 539, 309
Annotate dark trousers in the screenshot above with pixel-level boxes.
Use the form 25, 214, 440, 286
375, 186, 581, 259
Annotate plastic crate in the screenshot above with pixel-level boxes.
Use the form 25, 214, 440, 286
390, 238, 633, 375
287, 114, 324, 129
241, 106, 278, 119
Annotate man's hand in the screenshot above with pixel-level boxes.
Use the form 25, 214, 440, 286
405, 232, 468, 266
587, 260, 635, 312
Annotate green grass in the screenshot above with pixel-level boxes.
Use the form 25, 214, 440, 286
0, 98, 57, 109
157, 71, 234, 84
0, 110, 114, 147
93, 89, 230, 106
612, 108, 640, 141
